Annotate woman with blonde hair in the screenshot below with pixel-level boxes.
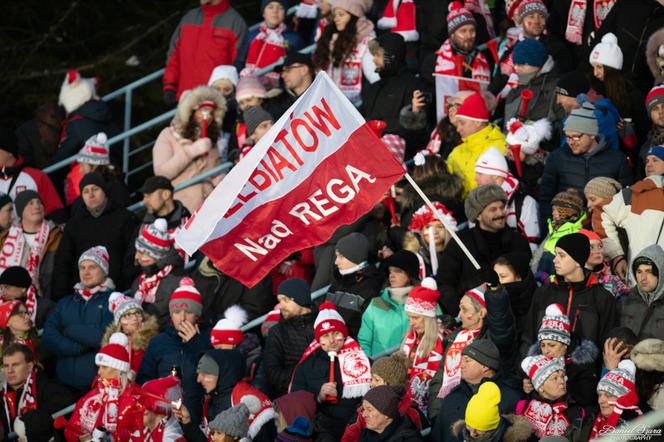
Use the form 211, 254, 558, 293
400, 277, 444, 415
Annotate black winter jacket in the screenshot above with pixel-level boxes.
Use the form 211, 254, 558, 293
262, 312, 316, 397
52, 200, 139, 300
503, 271, 537, 337
291, 347, 363, 441
521, 272, 619, 356
539, 137, 633, 226
436, 227, 531, 316
358, 415, 423, 442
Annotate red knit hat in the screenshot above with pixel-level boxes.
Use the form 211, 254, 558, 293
405, 278, 440, 317
261, 304, 281, 338
95, 332, 130, 372
0, 301, 21, 329
314, 301, 348, 340
447, 1, 476, 35
140, 376, 183, 416
169, 277, 203, 317
455, 92, 489, 122
464, 284, 487, 309
646, 84, 664, 112
211, 305, 248, 347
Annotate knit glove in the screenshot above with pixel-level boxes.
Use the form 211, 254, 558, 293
185, 138, 212, 158
163, 90, 177, 107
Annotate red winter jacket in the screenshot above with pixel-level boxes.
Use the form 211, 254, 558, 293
164, 1, 247, 99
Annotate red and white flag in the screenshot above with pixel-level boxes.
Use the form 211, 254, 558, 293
175, 72, 405, 288
435, 74, 489, 122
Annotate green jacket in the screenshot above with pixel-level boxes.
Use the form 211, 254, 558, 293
543, 213, 587, 255
357, 288, 410, 358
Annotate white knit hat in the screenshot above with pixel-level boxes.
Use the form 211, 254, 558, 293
78, 246, 110, 275
589, 33, 623, 70
474, 147, 509, 178
211, 305, 248, 347
95, 332, 130, 372
208, 65, 239, 87
77, 133, 110, 166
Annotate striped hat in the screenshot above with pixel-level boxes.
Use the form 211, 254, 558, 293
538, 304, 571, 346
597, 360, 636, 398
169, 277, 202, 317
77, 132, 110, 166
108, 292, 143, 325
95, 332, 130, 372
314, 301, 348, 340
447, 1, 476, 35
211, 305, 248, 347
78, 246, 110, 275
564, 101, 599, 136
521, 355, 565, 390
135, 218, 173, 261
464, 284, 487, 310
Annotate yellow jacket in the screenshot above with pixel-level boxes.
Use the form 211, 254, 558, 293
447, 124, 506, 198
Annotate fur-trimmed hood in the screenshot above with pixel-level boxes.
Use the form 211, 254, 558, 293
527, 336, 599, 365
400, 174, 464, 210
173, 85, 227, 135
646, 28, 664, 84
102, 314, 159, 351
451, 415, 533, 442
631, 338, 664, 372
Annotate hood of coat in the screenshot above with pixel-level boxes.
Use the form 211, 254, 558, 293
273, 390, 317, 426
527, 335, 599, 365
400, 174, 464, 210
634, 244, 664, 303
451, 415, 533, 442
102, 314, 159, 351
174, 85, 227, 135
647, 27, 664, 83
632, 338, 664, 372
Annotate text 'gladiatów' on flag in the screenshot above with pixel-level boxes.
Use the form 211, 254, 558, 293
175, 72, 405, 287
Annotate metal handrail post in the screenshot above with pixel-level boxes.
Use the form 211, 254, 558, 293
123, 88, 132, 184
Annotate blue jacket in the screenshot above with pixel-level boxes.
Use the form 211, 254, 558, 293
136, 324, 212, 424
41, 289, 114, 392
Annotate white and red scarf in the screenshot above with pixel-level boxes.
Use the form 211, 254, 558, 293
520, 399, 570, 438
289, 336, 371, 399
77, 378, 122, 433
589, 392, 643, 439
134, 265, 173, 304
2, 369, 37, 431
436, 328, 479, 400
464, 0, 496, 38
328, 36, 370, 104
246, 23, 288, 69
402, 331, 444, 413
74, 278, 112, 301
434, 39, 491, 82
565, 0, 616, 45
0, 222, 50, 293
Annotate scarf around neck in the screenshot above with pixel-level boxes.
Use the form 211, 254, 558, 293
135, 265, 173, 304
246, 22, 288, 69
2, 369, 37, 431
74, 278, 113, 301
519, 398, 570, 438
402, 330, 444, 414
437, 328, 480, 400
434, 39, 490, 82
0, 222, 51, 293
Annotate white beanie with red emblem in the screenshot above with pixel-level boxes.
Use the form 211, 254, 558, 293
474, 147, 509, 178
314, 301, 348, 340
211, 305, 248, 347
77, 133, 110, 166
96, 332, 130, 372
378, 0, 419, 42
405, 277, 440, 318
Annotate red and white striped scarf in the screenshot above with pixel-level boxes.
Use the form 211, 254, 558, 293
402, 331, 444, 413
566, 0, 616, 45
437, 328, 479, 400
2, 369, 37, 431
289, 337, 371, 398
246, 23, 288, 69
135, 265, 173, 304
74, 278, 112, 301
435, 39, 491, 82
0, 222, 51, 293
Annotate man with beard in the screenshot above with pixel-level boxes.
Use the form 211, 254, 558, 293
436, 185, 531, 316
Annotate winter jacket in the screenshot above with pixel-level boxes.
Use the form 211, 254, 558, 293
436, 227, 531, 316
192, 257, 274, 324
0, 158, 64, 217
450, 415, 533, 442
137, 325, 212, 425
0, 221, 62, 299
41, 289, 114, 392
503, 57, 560, 125
262, 312, 316, 397
52, 199, 139, 300
358, 288, 411, 358
447, 124, 507, 199
431, 375, 524, 442
526, 337, 600, 407
55, 100, 121, 166
326, 266, 383, 338
358, 415, 423, 442
163, 1, 247, 100
234, 25, 305, 71
399, 174, 465, 227
539, 137, 633, 226
620, 244, 664, 339
597, 175, 664, 285
503, 272, 537, 337
291, 347, 363, 441
0, 369, 75, 434
521, 272, 619, 355
130, 251, 187, 328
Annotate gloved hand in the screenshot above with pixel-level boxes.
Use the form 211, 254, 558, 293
480, 267, 500, 288
163, 89, 177, 107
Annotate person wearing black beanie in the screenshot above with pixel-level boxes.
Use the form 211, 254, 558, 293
494, 253, 537, 336
520, 232, 618, 359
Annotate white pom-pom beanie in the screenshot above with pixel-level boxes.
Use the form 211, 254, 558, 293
590, 33, 623, 70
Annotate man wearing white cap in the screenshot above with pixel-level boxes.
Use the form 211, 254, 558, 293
474, 147, 540, 251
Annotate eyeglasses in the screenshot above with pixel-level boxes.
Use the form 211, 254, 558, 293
122, 311, 143, 319
565, 133, 585, 142
282, 64, 306, 72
